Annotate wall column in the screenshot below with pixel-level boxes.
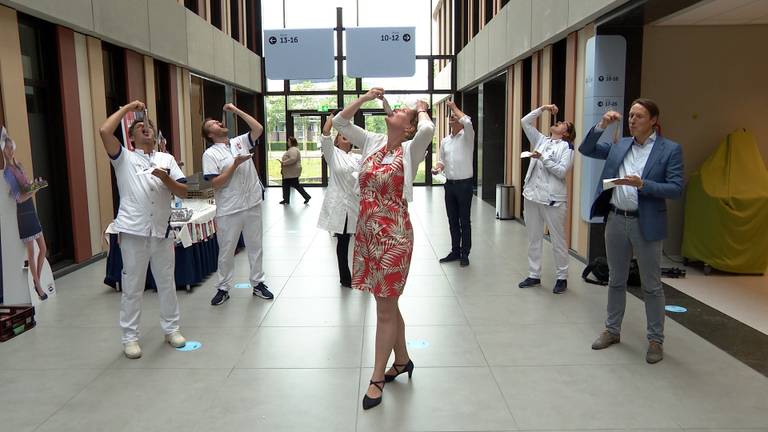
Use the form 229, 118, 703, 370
56, 26, 92, 261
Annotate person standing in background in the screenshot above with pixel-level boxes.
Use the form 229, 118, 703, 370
517, 104, 575, 294
432, 100, 475, 267
317, 113, 361, 288
279, 137, 311, 205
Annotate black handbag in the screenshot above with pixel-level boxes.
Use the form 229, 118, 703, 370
582, 257, 641, 286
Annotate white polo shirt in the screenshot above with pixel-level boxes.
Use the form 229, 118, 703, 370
439, 115, 475, 180
111, 147, 185, 238
202, 133, 264, 217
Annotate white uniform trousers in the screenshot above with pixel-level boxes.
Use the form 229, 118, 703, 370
119, 233, 180, 343
214, 204, 264, 291
523, 198, 569, 280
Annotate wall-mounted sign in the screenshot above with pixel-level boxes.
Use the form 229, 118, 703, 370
580, 35, 627, 223
346, 27, 415, 78
264, 28, 335, 80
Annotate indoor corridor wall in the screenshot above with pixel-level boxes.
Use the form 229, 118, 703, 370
641, 24, 768, 256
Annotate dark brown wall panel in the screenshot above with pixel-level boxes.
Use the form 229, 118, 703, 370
56, 26, 92, 261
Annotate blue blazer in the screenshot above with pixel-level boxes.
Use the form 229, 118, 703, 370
579, 126, 684, 242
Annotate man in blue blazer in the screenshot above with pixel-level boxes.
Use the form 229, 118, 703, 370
579, 98, 683, 364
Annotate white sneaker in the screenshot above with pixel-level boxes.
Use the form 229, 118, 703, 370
124, 341, 142, 359
165, 331, 186, 348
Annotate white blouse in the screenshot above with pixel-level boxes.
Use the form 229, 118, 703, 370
317, 134, 361, 234
332, 112, 435, 202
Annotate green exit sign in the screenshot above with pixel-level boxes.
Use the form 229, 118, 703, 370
319, 105, 329, 112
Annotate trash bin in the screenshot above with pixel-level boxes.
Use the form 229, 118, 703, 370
496, 184, 514, 220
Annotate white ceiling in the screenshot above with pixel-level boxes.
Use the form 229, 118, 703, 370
654, 0, 768, 25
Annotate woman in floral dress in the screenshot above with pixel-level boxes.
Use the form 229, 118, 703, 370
334, 88, 434, 410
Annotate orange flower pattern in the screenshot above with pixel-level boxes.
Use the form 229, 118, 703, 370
351, 146, 413, 297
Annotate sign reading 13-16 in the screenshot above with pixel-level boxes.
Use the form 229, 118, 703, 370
264, 28, 334, 80
346, 27, 415, 78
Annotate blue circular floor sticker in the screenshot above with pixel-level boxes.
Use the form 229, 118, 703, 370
407, 340, 429, 349
234, 283, 251, 289
176, 341, 202, 351
665, 305, 687, 313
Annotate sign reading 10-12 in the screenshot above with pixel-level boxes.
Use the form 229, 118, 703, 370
264, 28, 334, 80
346, 27, 415, 78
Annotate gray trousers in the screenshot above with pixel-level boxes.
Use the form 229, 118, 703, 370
604, 212, 665, 343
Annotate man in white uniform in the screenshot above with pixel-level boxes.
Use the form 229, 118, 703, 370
99, 101, 188, 359
432, 100, 475, 267
518, 104, 575, 294
203, 103, 273, 306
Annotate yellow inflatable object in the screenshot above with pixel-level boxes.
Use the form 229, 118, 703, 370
682, 129, 768, 274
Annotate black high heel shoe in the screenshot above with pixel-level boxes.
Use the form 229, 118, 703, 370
384, 359, 414, 383
34, 283, 48, 301
362, 380, 385, 410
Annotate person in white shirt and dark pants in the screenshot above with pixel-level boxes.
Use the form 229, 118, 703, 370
518, 104, 575, 294
317, 114, 361, 287
99, 101, 188, 359
433, 100, 475, 267
202, 103, 274, 306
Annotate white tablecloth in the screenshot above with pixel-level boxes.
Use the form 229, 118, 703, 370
105, 199, 218, 249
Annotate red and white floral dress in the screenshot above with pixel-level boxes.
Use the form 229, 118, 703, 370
352, 146, 413, 297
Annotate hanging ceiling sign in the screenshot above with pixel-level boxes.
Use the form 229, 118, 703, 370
346, 27, 415, 78
264, 28, 335, 80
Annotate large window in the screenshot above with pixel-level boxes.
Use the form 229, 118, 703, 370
262, 0, 453, 186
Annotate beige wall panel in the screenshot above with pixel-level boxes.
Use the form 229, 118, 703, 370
93, 0, 151, 52
0, 0, 94, 32
85, 36, 113, 242
642, 24, 768, 255
474, 28, 490, 79
148, 0, 189, 65
74, 32, 102, 254
456, 49, 467, 89
539, 45, 552, 133
175, 67, 189, 171
570, 24, 595, 256
249, 53, 262, 94
233, 43, 251, 89
511, 61, 523, 218
505, 0, 532, 63
186, 10, 215, 75
531, 0, 569, 48
0, 6, 32, 172
181, 69, 195, 171
144, 56, 157, 127
568, 0, 628, 27
488, 7, 508, 72
464, 39, 476, 88
213, 29, 235, 82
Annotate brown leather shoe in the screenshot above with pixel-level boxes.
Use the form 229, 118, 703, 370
646, 341, 664, 364
591, 330, 620, 350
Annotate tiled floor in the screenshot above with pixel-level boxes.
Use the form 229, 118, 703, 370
663, 266, 768, 336
2, 187, 767, 432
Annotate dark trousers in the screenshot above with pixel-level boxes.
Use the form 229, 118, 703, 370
282, 177, 311, 203
444, 179, 473, 257
335, 216, 352, 286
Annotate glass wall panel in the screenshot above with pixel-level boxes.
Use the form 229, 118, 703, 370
362, 59, 429, 91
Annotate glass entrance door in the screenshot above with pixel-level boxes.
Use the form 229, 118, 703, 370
277, 111, 331, 186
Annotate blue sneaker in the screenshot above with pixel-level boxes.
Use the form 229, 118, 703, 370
211, 289, 230, 306
518, 277, 541, 288
253, 282, 274, 300
553, 279, 567, 294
